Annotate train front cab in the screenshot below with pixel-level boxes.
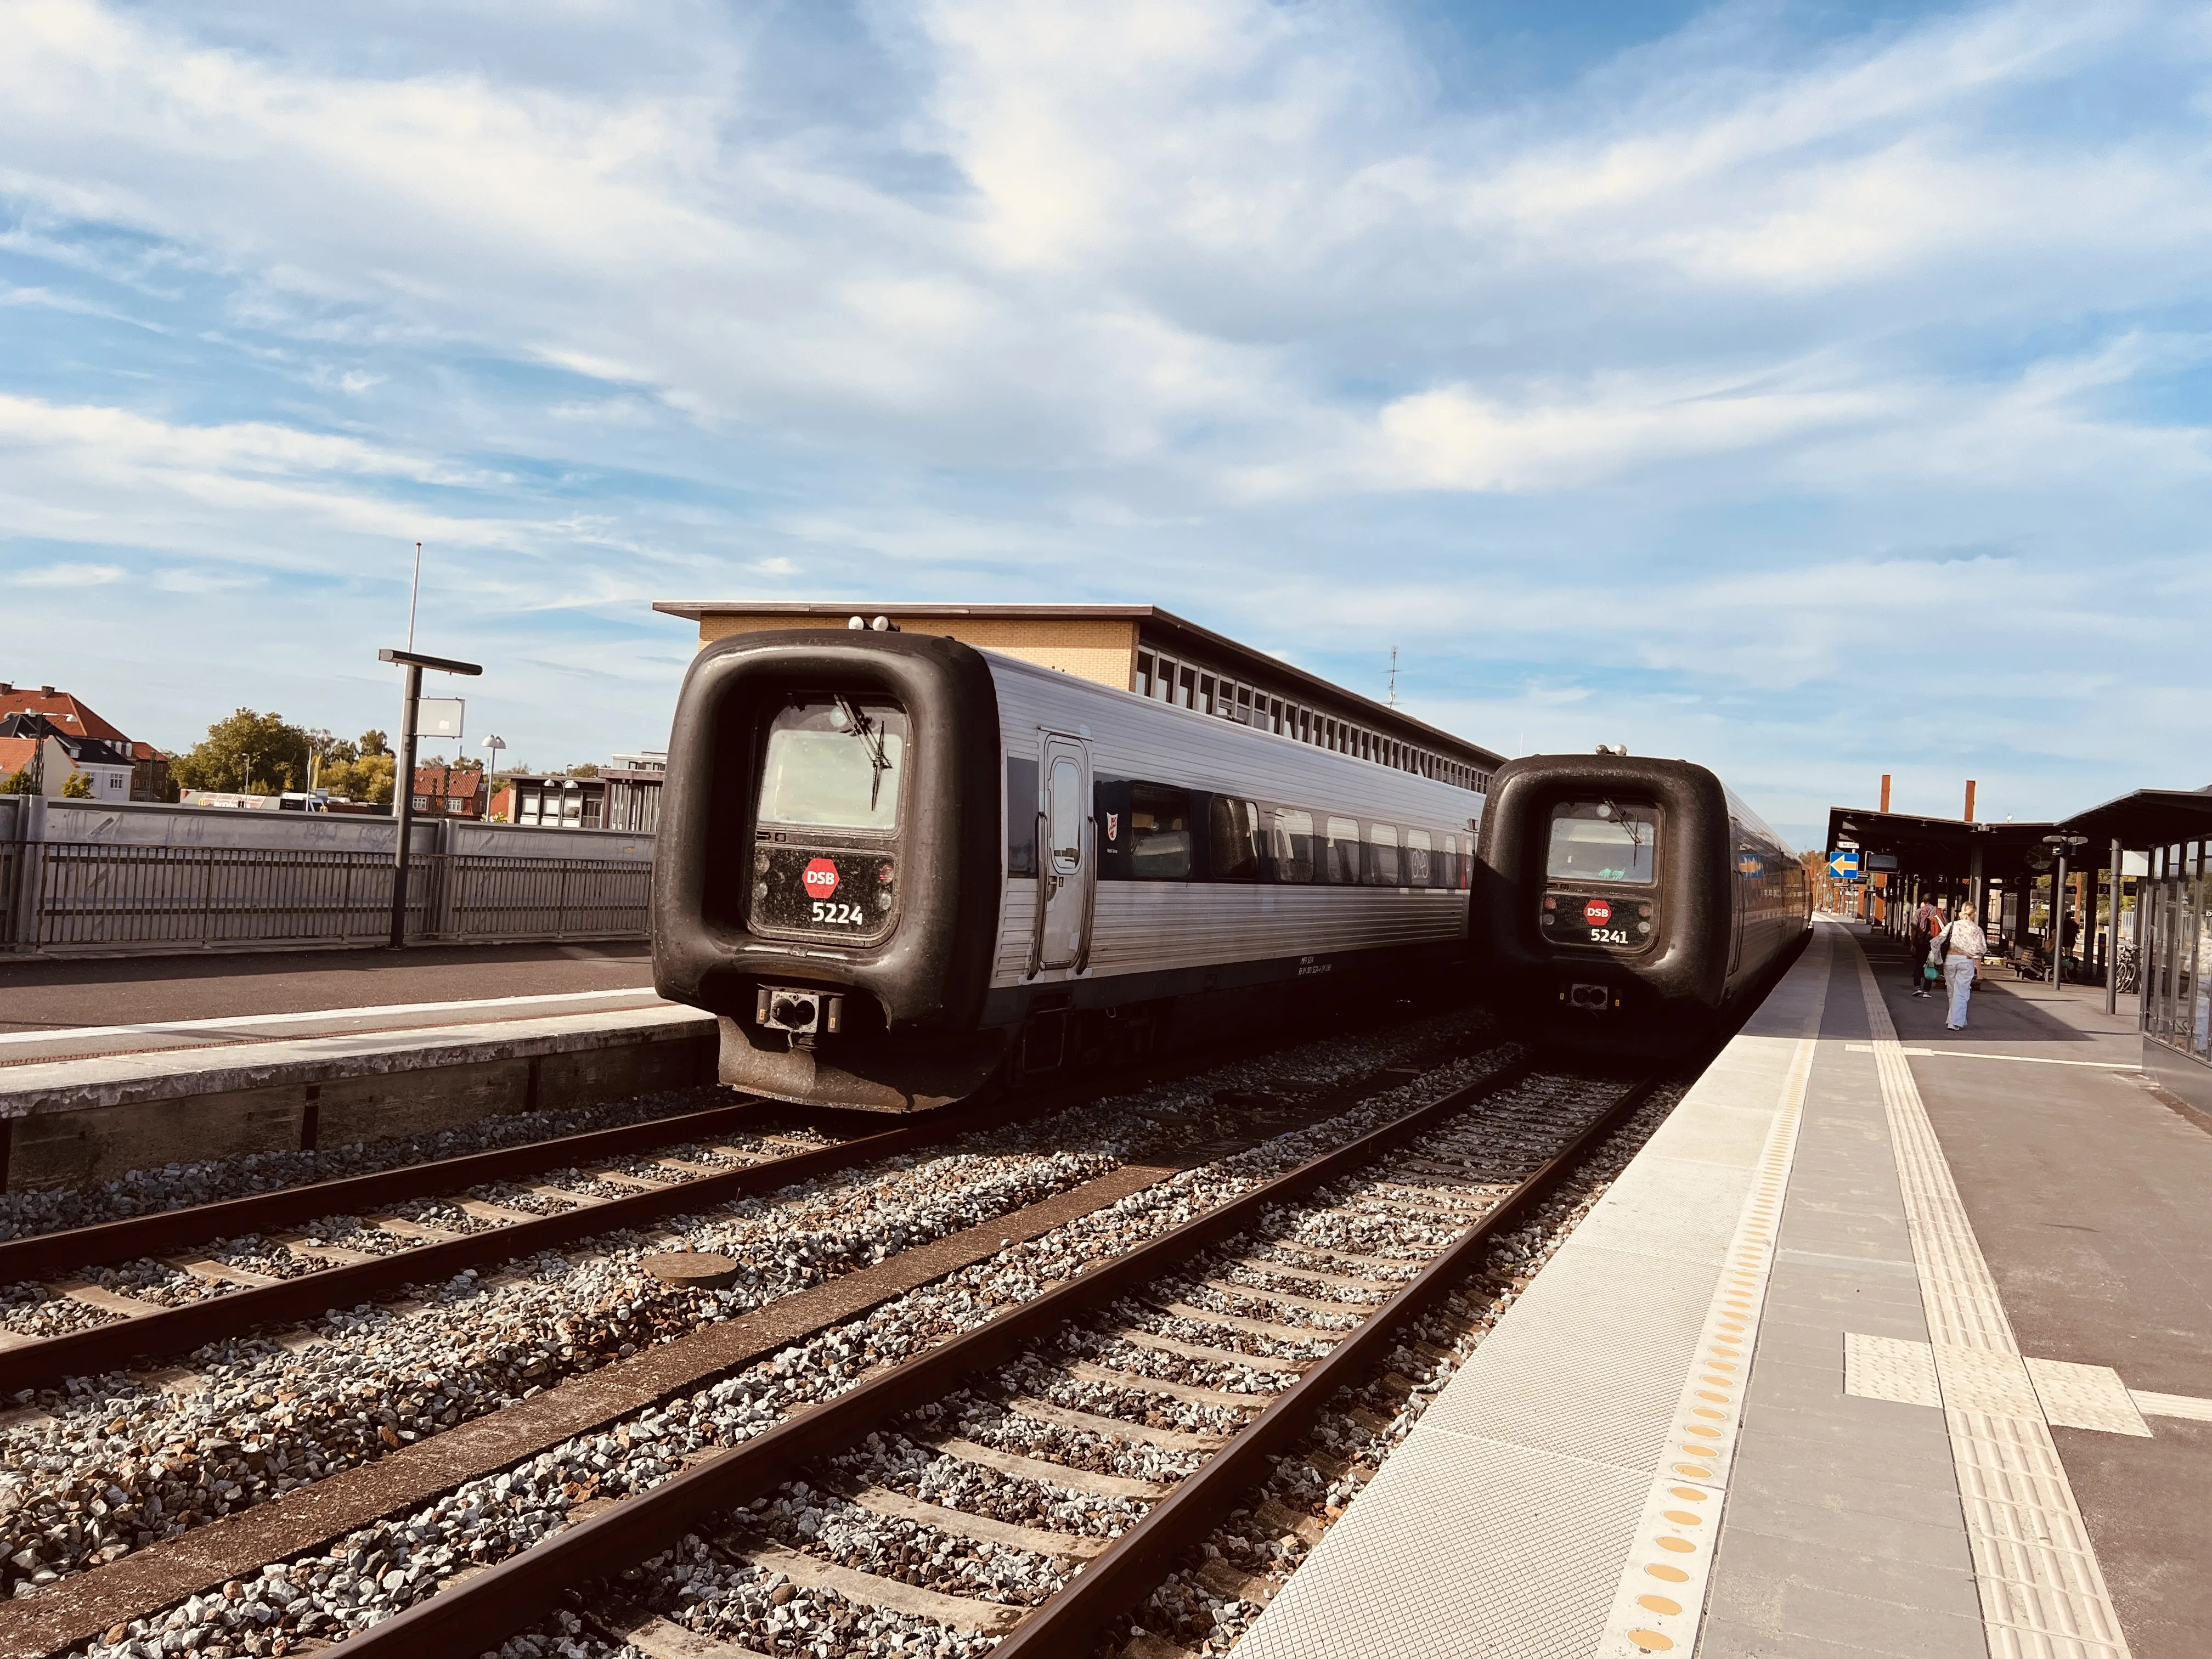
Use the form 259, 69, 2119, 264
1474, 755, 1739, 1049
651, 628, 1006, 1111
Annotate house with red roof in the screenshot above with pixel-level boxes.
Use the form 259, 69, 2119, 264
0, 682, 170, 800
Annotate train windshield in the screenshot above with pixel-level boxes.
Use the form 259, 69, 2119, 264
1548, 800, 1656, 884
759, 698, 909, 831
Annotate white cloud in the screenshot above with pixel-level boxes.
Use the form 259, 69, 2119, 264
15, 559, 124, 585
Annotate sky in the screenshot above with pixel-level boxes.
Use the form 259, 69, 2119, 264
2, 0, 2209, 848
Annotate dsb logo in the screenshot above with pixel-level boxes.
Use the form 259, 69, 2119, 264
802, 859, 840, 898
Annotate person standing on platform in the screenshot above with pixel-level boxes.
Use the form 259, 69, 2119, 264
1909, 898, 1944, 997
1943, 902, 1988, 1030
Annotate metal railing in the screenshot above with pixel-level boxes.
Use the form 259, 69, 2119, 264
4, 841, 650, 953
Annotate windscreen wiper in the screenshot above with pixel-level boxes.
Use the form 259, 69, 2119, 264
836, 695, 893, 810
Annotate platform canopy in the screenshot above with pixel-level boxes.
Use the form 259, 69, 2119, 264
2058, 786, 2212, 851
1824, 807, 2061, 883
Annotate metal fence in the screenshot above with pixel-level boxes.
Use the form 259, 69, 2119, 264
4, 841, 651, 953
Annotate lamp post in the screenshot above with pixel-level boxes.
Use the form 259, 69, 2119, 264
2042, 833, 2089, 986
380, 647, 483, 948
481, 735, 506, 818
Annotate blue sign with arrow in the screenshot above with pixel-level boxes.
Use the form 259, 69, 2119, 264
1827, 849, 1861, 880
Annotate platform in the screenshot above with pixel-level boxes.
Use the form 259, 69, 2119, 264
1235, 919, 2212, 1659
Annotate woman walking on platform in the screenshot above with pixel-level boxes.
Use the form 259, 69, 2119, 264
1942, 902, 1988, 1030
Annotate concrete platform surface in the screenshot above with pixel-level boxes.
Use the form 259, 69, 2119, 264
0, 940, 658, 1066
1233, 919, 2212, 1659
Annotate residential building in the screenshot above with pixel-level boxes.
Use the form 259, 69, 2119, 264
603, 750, 666, 833
0, 682, 170, 799
409, 763, 487, 820
650, 601, 1503, 790
492, 773, 606, 830
0, 712, 134, 801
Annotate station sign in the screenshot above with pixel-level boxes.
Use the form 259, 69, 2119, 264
417, 697, 465, 739
1827, 849, 1861, 881
1865, 852, 1900, 872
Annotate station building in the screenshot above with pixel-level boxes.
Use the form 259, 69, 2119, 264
651, 600, 1504, 792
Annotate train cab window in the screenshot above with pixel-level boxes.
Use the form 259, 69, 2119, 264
1547, 800, 1656, 884
1005, 757, 1039, 877
1130, 783, 1193, 879
759, 699, 909, 831
1048, 758, 1084, 873
1211, 797, 1263, 880
1365, 823, 1401, 886
1406, 828, 1432, 888
1269, 808, 1316, 884
1321, 817, 1361, 884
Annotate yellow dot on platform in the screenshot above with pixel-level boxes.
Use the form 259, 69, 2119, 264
1664, 1510, 1703, 1526
1657, 1536, 1696, 1553
1669, 1487, 1707, 1501
1646, 1564, 1691, 1583
1638, 1595, 1683, 1616
1673, 1464, 1713, 1479
1627, 1630, 1675, 1652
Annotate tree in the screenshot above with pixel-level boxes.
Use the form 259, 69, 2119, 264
319, 748, 397, 805
562, 763, 601, 778
0, 766, 35, 795
314, 728, 398, 804
172, 709, 312, 797
60, 771, 93, 798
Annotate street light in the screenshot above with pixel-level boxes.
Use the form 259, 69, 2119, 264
380, 646, 483, 949
2042, 833, 2090, 986
481, 734, 506, 817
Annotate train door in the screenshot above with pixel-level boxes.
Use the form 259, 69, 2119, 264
1037, 734, 1093, 972
1728, 819, 1746, 976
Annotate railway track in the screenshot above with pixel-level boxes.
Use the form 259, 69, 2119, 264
3, 1014, 1505, 1657
139, 1055, 1667, 1659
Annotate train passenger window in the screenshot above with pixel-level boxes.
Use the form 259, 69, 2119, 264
1365, 823, 1401, 886
1130, 783, 1193, 879
1547, 800, 1656, 884
1005, 757, 1039, 877
1048, 758, 1084, 873
1406, 829, 1432, 887
1321, 817, 1361, 884
758, 698, 909, 831
1270, 808, 1316, 883
1211, 797, 1263, 880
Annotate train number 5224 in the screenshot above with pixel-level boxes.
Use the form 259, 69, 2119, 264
810, 901, 867, 926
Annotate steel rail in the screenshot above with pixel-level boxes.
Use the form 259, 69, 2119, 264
0, 1109, 947, 1393
988, 1065, 1664, 1659
0, 1094, 777, 1286
0, 1020, 1462, 1394
331, 1053, 1538, 1658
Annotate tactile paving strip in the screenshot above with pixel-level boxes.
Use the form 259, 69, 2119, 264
1592, 1026, 1821, 1658
1854, 944, 2134, 1659
1845, 1330, 1942, 1407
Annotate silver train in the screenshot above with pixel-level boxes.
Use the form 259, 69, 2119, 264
1470, 752, 1810, 1048
652, 628, 1487, 1110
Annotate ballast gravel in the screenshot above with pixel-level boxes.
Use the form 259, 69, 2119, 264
16, 1013, 1486, 1613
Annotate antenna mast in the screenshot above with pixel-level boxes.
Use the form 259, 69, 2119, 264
407, 541, 423, 650
1387, 646, 1400, 708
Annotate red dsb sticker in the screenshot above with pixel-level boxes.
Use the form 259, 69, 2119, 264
802, 859, 840, 898
1583, 899, 1613, 926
